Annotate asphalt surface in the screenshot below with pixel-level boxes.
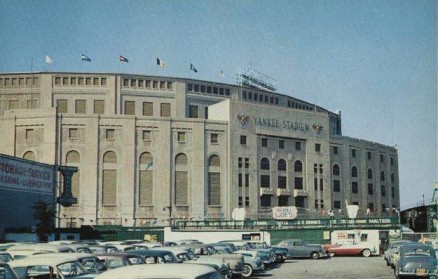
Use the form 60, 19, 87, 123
252, 255, 395, 279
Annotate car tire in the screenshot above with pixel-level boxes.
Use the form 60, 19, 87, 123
361, 249, 371, 257
242, 264, 253, 278
310, 252, 319, 259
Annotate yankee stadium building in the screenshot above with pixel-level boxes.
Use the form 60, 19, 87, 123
0, 72, 399, 227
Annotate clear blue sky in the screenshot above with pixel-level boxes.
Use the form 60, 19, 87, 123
0, 0, 436, 208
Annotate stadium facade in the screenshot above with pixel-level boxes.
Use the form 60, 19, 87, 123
0, 72, 399, 227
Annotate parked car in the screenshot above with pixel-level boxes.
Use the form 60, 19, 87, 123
0, 252, 14, 262
7, 250, 54, 260
0, 262, 19, 279
234, 250, 264, 278
274, 239, 327, 259
127, 250, 179, 264
31, 253, 104, 274
88, 246, 119, 254
325, 243, 378, 257
8, 255, 96, 279
7, 244, 74, 253
394, 243, 437, 278
93, 263, 220, 279
94, 253, 144, 270
384, 240, 412, 267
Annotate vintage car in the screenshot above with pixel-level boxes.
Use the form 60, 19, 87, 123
32, 253, 104, 274
7, 244, 74, 254
94, 253, 144, 270
394, 243, 437, 278
324, 243, 378, 257
8, 255, 96, 279
0, 252, 14, 262
87, 246, 119, 254
0, 262, 19, 279
127, 249, 179, 263
7, 250, 54, 260
234, 250, 264, 278
384, 240, 413, 267
93, 263, 220, 279
273, 239, 327, 259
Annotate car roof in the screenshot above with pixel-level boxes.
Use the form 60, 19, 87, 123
7, 244, 74, 252
128, 250, 173, 256
8, 255, 81, 267
31, 253, 97, 260
94, 263, 216, 279
401, 243, 433, 250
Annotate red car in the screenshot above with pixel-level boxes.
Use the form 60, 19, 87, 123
323, 243, 378, 257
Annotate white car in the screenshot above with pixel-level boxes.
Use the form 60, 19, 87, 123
94, 263, 220, 279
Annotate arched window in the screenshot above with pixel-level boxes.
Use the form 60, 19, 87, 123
208, 154, 221, 206
391, 173, 395, 183
332, 164, 340, 176
278, 159, 286, 171
66, 150, 80, 203
294, 160, 302, 172
380, 171, 385, 181
139, 152, 153, 205
102, 151, 117, 205
351, 166, 358, 178
260, 157, 270, 170
175, 153, 188, 205
23, 151, 36, 161
367, 169, 373, 180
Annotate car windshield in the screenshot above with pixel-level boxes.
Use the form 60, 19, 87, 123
404, 248, 432, 257
0, 254, 12, 262
127, 257, 144, 265
78, 258, 99, 274
57, 261, 88, 277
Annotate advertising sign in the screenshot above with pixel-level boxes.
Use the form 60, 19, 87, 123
0, 153, 54, 193
272, 206, 298, 220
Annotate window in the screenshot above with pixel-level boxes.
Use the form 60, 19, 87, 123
333, 180, 340, 192
319, 164, 323, 174
368, 169, 373, 179
8, 99, 19, 109
189, 105, 198, 118
106, 129, 115, 140
205, 107, 208, 119
75, 100, 86, 114
260, 175, 270, 188
69, 128, 78, 139
94, 100, 105, 114
160, 81, 165, 89
380, 154, 384, 163
245, 173, 249, 187
101, 78, 107, 86
238, 157, 242, 168
391, 157, 394, 165
146, 80, 151, 88
391, 173, 395, 183
314, 164, 318, 174
27, 99, 37, 109
320, 179, 323, 191
278, 159, 286, 171
278, 196, 288, 206
334, 200, 341, 209
314, 178, 318, 191
368, 203, 374, 211
261, 138, 268, 147
238, 173, 242, 187
333, 146, 338, 155
315, 143, 321, 152
167, 82, 173, 90
381, 185, 386, 196
94, 78, 99, 86
332, 164, 340, 176
295, 142, 301, 151
367, 151, 372, 160
352, 182, 358, 194
124, 101, 135, 115
242, 91, 247, 99
57, 99, 68, 113
160, 103, 171, 117
142, 102, 153, 116
175, 153, 188, 205
240, 135, 247, 145
86, 77, 91, 85
25, 129, 35, 140
177, 132, 186, 142
194, 84, 199, 92
315, 199, 319, 209
142, 130, 151, 141
294, 177, 303, 189
278, 176, 287, 188
380, 171, 385, 181
260, 158, 270, 170
153, 81, 158, 89
238, 197, 243, 206
351, 166, 358, 177
294, 161, 302, 172
368, 183, 374, 195
244, 158, 249, 168
351, 149, 356, 158
392, 187, 395, 198
63, 77, 69, 85
245, 197, 250, 206
320, 199, 324, 209
139, 152, 153, 206
55, 77, 61, 85
260, 195, 271, 207
78, 77, 84, 85
211, 133, 218, 144
279, 140, 285, 149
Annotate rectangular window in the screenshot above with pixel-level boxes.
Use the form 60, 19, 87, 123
57, 99, 68, 113
211, 133, 218, 144
294, 177, 303, 189
63, 77, 69, 85
55, 77, 61, 85
238, 197, 243, 207
368, 183, 374, 195
94, 78, 99, 86
238, 173, 242, 187
94, 100, 105, 114
314, 178, 318, 191
86, 77, 92, 85
381, 185, 386, 196
391, 187, 395, 198
69, 128, 78, 139
8, 100, 19, 109
102, 170, 117, 205
245, 197, 250, 206
208, 172, 221, 206
70, 77, 77, 85
153, 81, 158, 89
278, 196, 288, 206
213, 87, 218, 94
391, 157, 394, 165
352, 149, 356, 158
279, 140, 285, 149
194, 84, 199, 92
177, 132, 186, 142
242, 91, 247, 99
315, 199, 319, 209
352, 182, 358, 194
380, 154, 384, 163
139, 169, 153, 205
167, 82, 173, 90
333, 146, 338, 155
138, 79, 144, 87
175, 171, 188, 205
75, 100, 86, 114
146, 80, 151, 88
314, 164, 318, 174
189, 105, 198, 118
78, 77, 84, 85
240, 135, 247, 145
124, 101, 135, 115
315, 143, 321, 152
143, 102, 153, 116
278, 176, 287, 189
320, 199, 324, 209
200, 85, 205, 93
367, 151, 372, 160
320, 178, 323, 191
264, 96, 268, 102
245, 173, 249, 187
260, 195, 271, 207
25, 129, 34, 140
205, 107, 208, 119
219, 88, 224, 95
260, 175, 270, 188
248, 92, 252, 99
238, 157, 242, 168
245, 158, 249, 169
319, 164, 323, 174
261, 138, 268, 147
295, 142, 301, 151
142, 130, 151, 141
101, 78, 107, 86
160, 81, 165, 89
19, 78, 24, 86
27, 99, 37, 109
333, 180, 340, 192
160, 103, 171, 117
334, 200, 341, 209
106, 129, 115, 140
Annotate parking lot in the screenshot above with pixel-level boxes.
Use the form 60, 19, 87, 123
256, 256, 395, 279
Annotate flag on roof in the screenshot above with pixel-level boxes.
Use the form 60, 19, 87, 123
190, 63, 197, 73
156, 58, 166, 67
81, 54, 91, 62
119, 55, 128, 63
45, 55, 53, 64
220, 70, 225, 78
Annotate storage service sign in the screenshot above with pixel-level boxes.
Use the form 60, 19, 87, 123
0, 154, 55, 193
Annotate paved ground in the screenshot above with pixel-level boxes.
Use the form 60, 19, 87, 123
252, 256, 395, 279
